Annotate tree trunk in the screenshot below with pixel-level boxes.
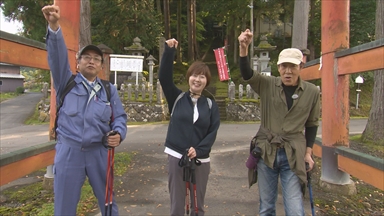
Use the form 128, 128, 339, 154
291, 0, 310, 52
156, 0, 161, 14
164, 0, 171, 39
308, 0, 316, 60
361, 0, 384, 145
176, 0, 182, 63
80, 0, 92, 48
192, 0, 199, 60
187, 0, 194, 61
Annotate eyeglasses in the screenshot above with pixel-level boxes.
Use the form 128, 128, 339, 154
81, 55, 103, 64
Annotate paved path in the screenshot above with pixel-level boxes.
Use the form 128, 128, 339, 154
104, 118, 367, 216
0, 92, 49, 154
0, 93, 368, 215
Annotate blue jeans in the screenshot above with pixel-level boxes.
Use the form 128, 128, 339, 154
257, 148, 304, 216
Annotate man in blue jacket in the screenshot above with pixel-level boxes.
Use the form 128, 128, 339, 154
42, 5, 127, 215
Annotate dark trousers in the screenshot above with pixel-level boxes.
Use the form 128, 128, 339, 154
167, 155, 210, 216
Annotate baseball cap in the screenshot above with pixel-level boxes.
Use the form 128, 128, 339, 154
77, 45, 103, 62
277, 48, 303, 65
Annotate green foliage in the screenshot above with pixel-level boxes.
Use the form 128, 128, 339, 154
114, 152, 132, 176
350, 0, 376, 46
24, 102, 48, 125
0, 0, 53, 41
308, 0, 322, 58
91, 0, 163, 54
15, 86, 25, 94
0, 182, 54, 215
0, 92, 19, 102
22, 67, 51, 90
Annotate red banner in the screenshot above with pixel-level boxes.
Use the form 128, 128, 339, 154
213, 48, 229, 81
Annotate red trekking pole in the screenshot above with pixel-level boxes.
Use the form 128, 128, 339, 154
179, 149, 201, 216
105, 147, 115, 216
104, 131, 117, 216
190, 158, 198, 216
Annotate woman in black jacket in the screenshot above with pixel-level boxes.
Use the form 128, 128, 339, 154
159, 38, 220, 216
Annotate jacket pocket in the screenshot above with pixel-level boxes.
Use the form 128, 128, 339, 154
93, 101, 112, 123
62, 92, 86, 116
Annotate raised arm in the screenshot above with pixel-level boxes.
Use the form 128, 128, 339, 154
42, 5, 72, 96
158, 38, 182, 113
238, 29, 270, 94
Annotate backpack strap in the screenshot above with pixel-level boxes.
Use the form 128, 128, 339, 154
54, 75, 113, 139
54, 74, 76, 139
100, 79, 111, 102
171, 92, 212, 117
207, 98, 212, 109
100, 79, 113, 122
171, 92, 185, 116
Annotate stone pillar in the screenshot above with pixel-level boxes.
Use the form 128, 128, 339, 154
134, 84, 139, 101
141, 83, 146, 100
239, 84, 243, 99
157, 79, 163, 104
146, 55, 157, 87
127, 84, 132, 102
43, 82, 49, 98
43, 165, 54, 190
120, 83, 125, 100
246, 84, 252, 99
228, 81, 235, 102
148, 84, 153, 103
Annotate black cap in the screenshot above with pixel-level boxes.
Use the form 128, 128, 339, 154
78, 45, 103, 61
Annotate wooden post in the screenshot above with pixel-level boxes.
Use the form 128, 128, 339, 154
320, 0, 355, 192
49, 0, 81, 141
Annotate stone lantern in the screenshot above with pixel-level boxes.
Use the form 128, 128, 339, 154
124, 37, 149, 56
123, 37, 149, 82
254, 35, 276, 75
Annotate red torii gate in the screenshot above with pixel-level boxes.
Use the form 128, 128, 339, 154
300, 1, 384, 189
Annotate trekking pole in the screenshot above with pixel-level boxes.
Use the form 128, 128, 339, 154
180, 149, 191, 215
104, 147, 111, 215
104, 131, 117, 216
306, 163, 315, 216
191, 158, 198, 216
104, 147, 115, 216
184, 164, 190, 215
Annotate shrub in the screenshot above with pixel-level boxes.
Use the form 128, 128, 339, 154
16, 87, 25, 94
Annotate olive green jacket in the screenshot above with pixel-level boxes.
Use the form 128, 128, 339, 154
246, 70, 320, 190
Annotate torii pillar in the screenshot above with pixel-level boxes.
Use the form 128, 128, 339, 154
49, 0, 80, 140
45, 0, 81, 188
320, 0, 356, 194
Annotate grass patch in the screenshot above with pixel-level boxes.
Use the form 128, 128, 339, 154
0, 92, 22, 103
24, 103, 49, 125
350, 134, 384, 155
0, 152, 131, 216
312, 156, 384, 215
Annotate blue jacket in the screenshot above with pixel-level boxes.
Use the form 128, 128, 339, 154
46, 28, 127, 148
159, 45, 220, 159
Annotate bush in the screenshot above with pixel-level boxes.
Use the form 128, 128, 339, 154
16, 87, 25, 94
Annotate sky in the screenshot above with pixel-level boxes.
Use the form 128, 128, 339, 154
0, 8, 23, 34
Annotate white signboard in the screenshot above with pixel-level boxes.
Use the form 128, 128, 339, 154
109, 54, 144, 72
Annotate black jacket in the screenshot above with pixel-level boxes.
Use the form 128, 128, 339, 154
159, 45, 220, 159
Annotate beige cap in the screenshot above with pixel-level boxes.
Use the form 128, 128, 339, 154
277, 48, 303, 65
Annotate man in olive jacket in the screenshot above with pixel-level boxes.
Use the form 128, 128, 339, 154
239, 29, 320, 216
